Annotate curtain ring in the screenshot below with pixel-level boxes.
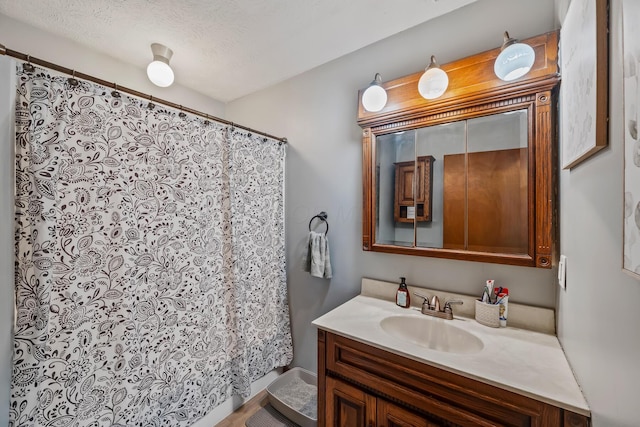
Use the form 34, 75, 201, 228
148, 95, 155, 110
23, 55, 35, 73
112, 83, 121, 98
67, 70, 79, 86
178, 105, 186, 118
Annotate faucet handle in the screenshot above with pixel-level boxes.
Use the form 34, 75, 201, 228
413, 292, 431, 310
444, 299, 464, 312
414, 292, 430, 301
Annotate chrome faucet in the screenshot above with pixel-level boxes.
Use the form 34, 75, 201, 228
414, 293, 463, 320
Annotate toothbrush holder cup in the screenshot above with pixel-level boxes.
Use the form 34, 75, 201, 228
475, 300, 500, 328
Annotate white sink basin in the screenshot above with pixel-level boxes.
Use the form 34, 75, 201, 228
380, 315, 484, 354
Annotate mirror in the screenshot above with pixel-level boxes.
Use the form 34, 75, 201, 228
376, 110, 528, 253
359, 31, 560, 268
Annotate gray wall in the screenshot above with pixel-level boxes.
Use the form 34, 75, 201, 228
556, 0, 640, 426
227, 0, 558, 372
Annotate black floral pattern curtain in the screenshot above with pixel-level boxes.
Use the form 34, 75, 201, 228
10, 66, 292, 426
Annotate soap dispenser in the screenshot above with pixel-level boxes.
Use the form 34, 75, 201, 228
396, 277, 410, 308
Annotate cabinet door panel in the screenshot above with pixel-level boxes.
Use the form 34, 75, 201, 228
326, 377, 376, 427
467, 148, 528, 254
378, 399, 441, 427
398, 164, 415, 205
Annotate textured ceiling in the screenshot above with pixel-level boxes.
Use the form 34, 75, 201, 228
0, 0, 476, 102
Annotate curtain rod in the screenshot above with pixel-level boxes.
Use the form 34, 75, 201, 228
0, 43, 288, 144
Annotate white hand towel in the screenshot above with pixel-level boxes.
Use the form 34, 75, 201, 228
303, 231, 332, 279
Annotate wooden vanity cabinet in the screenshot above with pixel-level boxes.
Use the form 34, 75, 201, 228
318, 330, 590, 427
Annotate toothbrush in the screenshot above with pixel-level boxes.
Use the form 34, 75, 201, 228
485, 280, 495, 303
481, 287, 490, 303
493, 286, 503, 304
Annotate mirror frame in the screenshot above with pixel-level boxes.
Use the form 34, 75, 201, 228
358, 31, 560, 268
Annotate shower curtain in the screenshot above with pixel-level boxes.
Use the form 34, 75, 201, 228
10, 66, 292, 426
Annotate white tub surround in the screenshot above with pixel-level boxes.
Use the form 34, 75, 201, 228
313, 287, 589, 417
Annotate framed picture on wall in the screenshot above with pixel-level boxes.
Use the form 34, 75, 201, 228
623, 0, 640, 278
560, 0, 609, 170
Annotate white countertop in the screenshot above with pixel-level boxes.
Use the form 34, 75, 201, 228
312, 295, 590, 416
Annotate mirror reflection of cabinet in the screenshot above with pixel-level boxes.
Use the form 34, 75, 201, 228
394, 155, 434, 223
443, 147, 528, 253
359, 31, 560, 268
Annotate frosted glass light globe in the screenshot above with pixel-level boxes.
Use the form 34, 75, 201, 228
147, 60, 175, 87
361, 73, 387, 112
494, 41, 535, 81
362, 84, 388, 112
418, 66, 449, 100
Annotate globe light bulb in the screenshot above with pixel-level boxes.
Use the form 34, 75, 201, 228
362, 73, 388, 112
494, 32, 535, 82
147, 43, 175, 88
146, 60, 174, 87
418, 56, 449, 100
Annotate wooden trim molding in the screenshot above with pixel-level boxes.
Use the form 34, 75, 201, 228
535, 91, 555, 267
362, 129, 372, 251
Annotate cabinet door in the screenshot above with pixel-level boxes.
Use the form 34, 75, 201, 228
396, 162, 415, 205
326, 377, 376, 427
377, 399, 441, 427
442, 148, 528, 254
394, 161, 416, 223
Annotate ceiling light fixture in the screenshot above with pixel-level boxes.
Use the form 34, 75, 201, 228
361, 73, 388, 112
494, 31, 535, 82
147, 43, 175, 87
418, 55, 449, 100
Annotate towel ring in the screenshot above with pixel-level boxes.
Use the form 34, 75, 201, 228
309, 211, 329, 236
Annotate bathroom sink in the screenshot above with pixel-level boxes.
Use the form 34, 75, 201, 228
379, 315, 484, 354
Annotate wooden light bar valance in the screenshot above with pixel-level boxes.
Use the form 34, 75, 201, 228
0, 43, 288, 144
357, 31, 560, 128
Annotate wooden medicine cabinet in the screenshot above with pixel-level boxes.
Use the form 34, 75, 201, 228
359, 31, 560, 268
394, 155, 434, 223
